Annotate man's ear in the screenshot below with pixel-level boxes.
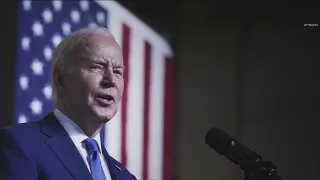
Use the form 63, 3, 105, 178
54, 69, 65, 93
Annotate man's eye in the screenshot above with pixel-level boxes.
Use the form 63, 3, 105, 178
91, 65, 103, 69
114, 70, 122, 75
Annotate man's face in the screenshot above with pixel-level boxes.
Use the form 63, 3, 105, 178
62, 34, 124, 122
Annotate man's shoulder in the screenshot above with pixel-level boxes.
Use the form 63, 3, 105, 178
0, 114, 51, 142
0, 122, 39, 148
0, 120, 40, 136
0, 112, 55, 133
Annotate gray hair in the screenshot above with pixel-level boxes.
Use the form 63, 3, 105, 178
50, 26, 116, 104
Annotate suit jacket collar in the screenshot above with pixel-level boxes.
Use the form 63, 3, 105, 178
39, 112, 122, 180
102, 146, 122, 180
40, 112, 92, 180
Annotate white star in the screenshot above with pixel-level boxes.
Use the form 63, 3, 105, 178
42, 8, 53, 23
96, 12, 105, 24
61, 22, 71, 35
52, 0, 62, 11
30, 58, 44, 75
51, 33, 62, 47
70, 9, 80, 23
29, 98, 43, 115
21, 36, 31, 51
18, 114, 28, 124
19, 75, 29, 90
80, 0, 89, 11
32, 21, 44, 36
88, 22, 97, 27
22, 0, 32, 11
43, 46, 52, 61
43, 84, 52, 100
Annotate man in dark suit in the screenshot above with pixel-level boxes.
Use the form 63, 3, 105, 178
0, 26, 137, 180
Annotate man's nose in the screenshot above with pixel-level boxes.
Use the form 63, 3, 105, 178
101, 67, 116, 87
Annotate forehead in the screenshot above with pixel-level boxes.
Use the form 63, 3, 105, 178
74, 34, 123, 64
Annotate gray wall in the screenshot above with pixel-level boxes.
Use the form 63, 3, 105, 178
0, 1, 17, 128
172, 2, 242, 180
173, 2, 319, 180
239, 15, 320, 180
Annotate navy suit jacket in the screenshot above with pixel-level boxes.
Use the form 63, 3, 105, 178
0, 112, 137, 180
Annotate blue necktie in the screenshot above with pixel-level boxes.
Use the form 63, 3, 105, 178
82, 138, 107, 180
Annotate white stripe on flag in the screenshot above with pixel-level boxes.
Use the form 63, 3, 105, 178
148, 46, 166, 180
103, 3, 124, 162
105, 104, 122, 161
96, 1, 173, 56
126, 29, 145, 180
95, 2, 174, 180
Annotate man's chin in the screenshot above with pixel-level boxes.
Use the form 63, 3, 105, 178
89, 102, 117, 120
99, 115, 113, 123
92, 108, 116, 123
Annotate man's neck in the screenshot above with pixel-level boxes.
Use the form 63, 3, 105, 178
55, 104, 103, 138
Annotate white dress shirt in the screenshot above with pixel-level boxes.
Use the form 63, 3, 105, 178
54, 109, 112, 180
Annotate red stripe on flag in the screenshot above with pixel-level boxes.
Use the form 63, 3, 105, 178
121, 24, 130, 167
142, 42, 151, 180
163, 56, 174, 180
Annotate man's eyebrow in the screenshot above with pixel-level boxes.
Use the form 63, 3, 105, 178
91, 60, 124, 69
111, 60, 124, 68
88, 57, 107, 64
113, 64, 124, 68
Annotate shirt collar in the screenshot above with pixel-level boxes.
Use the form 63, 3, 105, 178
53, 108, 103, 153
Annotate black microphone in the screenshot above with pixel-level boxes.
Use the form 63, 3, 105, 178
205, 127, 282, 180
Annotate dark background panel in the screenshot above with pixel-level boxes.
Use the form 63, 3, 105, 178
2, 1, 320, 180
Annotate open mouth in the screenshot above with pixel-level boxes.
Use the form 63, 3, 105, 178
96, 94, 114, 106
98, 94, 114, 101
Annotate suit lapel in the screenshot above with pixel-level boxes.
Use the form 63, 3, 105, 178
40, 113, 92, 180
102, 146, 120, 180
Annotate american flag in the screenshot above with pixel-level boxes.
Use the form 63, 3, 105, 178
14, 1, 174, 180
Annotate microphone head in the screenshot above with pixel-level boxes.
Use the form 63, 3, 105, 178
205, 127, 235, 155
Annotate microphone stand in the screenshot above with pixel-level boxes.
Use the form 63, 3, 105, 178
242, 161, 283, 180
